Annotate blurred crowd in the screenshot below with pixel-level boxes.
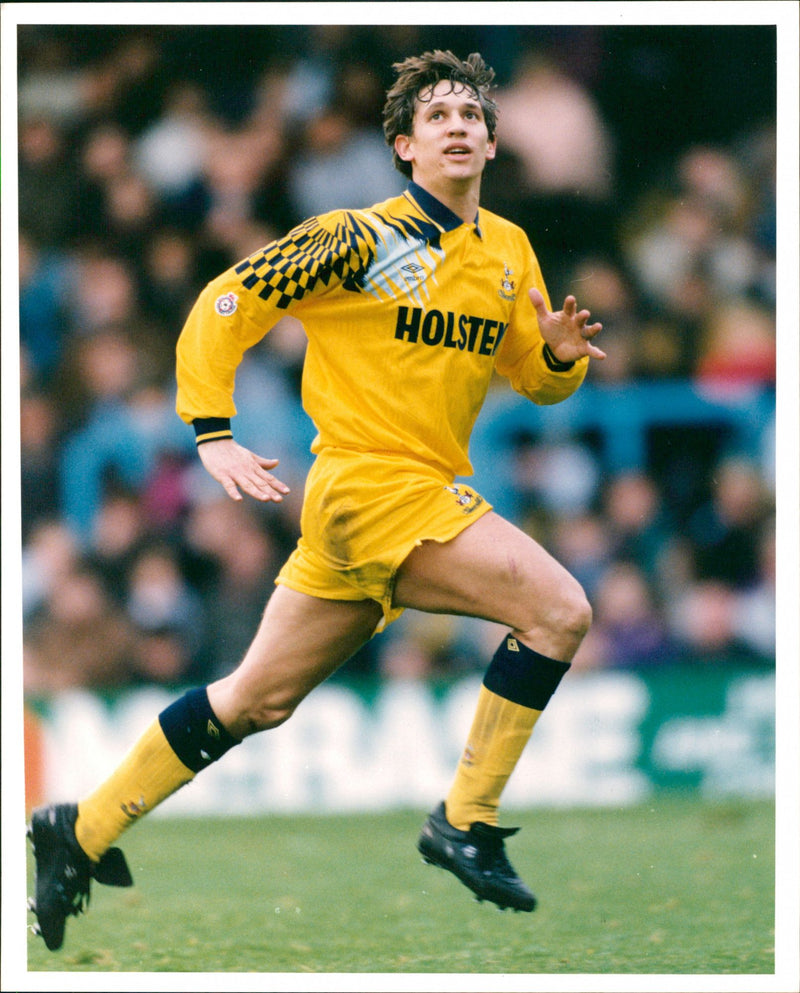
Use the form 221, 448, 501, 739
16, 24, 777, 695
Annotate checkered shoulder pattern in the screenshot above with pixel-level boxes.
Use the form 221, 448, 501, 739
233, 212, 379, 310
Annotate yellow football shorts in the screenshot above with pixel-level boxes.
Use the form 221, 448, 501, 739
276, 448, 493, 628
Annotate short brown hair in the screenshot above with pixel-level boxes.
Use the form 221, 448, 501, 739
382, 50, 498, 177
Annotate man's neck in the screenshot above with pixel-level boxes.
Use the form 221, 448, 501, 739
414, 177, 482, 226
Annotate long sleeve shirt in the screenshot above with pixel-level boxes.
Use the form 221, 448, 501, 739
176, 182, 588, 479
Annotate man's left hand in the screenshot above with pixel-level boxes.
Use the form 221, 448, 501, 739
529, 288, 606, 363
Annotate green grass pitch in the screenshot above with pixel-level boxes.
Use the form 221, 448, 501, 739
24, 796, 774, 976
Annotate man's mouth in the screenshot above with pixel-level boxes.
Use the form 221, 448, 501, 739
444, 145, 471, 157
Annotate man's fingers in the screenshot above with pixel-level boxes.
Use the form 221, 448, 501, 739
220, 478, 244, 502
586, 341, 607, 360
251, 464, 290, 496
199, 442, 291, 503
580, 319, 603, 338
235, 470, 288, 502
528, 287, 547, 315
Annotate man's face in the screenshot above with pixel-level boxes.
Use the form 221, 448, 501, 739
394, 79, 496, 190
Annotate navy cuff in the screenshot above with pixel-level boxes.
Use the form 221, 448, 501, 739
542, 342, 576, 372
193, 417, 233, 445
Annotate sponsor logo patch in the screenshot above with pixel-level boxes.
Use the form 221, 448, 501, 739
214, 291, 238, 316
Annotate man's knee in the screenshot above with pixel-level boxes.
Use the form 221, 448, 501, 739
559, 580, 593, 640
519, 575, 592, 651
236, 687, 304, 735
209, 675, 304, 738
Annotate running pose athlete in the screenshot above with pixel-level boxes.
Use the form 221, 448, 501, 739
29, 49, 605, 950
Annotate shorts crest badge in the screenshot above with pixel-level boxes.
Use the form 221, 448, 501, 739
444, 485, 485, 514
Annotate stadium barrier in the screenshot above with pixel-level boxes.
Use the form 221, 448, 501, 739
23, 663, 774, 815
467, 381, 774, 519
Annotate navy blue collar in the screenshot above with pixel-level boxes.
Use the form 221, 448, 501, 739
406, 182, 482, 237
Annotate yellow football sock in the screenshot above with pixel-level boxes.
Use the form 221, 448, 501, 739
75, 719, 195, 862
445, 685, 541, 830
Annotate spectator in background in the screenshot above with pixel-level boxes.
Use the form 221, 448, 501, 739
123, 541, 206, 684
17, 32, 96, 127
688, 454, 772, 591
139, 229, 204, 331
622, 144, 776, 374
101, 165, 160, 266
181, 497, 290, 681
199, 116, 286, 256
559, 257, 641, 383
677, 146, 770, 303
55, 327, 180, 543
128, 626, 196, 688
602, 470, 677, 586
494, 52, 613, 200
19, 390, 62, 542
18, 116, 82, 248
668, 579, 759, 666
694, 300, 776, 397
22, 520, 81, 623
548, 511, 613, 603
493, 52, 616, 284
79, 122, 138, 243
285, 64, 405, 219
19, 231, 72, 383
579, 560, 674, 670
69, 252, 137, 330
733, 514, 775, 661
625, 193, 718, 334
23, 564, 138, 694
86, 490, 150, 603
133, 81, 215, 214
507, 434, 601, 528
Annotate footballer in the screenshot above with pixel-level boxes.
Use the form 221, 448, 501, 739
28, 49, 605, 950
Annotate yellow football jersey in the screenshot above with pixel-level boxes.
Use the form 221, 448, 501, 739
176, 182, 588, 478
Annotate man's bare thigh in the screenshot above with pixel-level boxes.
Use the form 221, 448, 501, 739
393, 510, 585, 640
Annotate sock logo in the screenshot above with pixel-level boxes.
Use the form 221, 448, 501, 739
206, 720, 220, 739
507, 637, 520, 652
120, 795, 148, 819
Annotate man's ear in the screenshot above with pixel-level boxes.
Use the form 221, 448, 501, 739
394, 134, 413, 163
485, 139, 497, 161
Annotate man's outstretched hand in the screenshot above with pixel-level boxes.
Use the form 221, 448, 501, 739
529, 288, 606, 364
197, 438, 290, 503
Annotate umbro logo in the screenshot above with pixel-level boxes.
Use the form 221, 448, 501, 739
121, 795, 148, 818
401, 262, 426, 283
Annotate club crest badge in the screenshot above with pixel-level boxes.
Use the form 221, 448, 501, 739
444, 485, 485, 515
498, 263, 516, 302
214, 292, 238, 316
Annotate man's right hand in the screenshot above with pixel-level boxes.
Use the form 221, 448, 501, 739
196, 438, 290, 503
